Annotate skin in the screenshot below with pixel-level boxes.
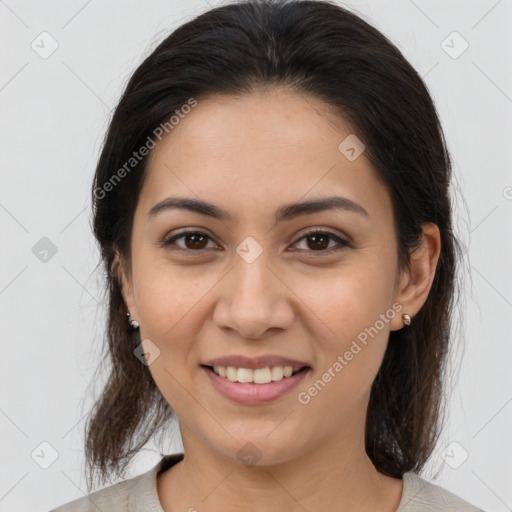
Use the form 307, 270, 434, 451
116, 87, 441, 512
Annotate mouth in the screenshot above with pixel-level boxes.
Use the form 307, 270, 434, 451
201, 364, 309, 384
200, 364, 311, 404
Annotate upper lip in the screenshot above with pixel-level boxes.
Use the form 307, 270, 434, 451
202, 354, 310, 369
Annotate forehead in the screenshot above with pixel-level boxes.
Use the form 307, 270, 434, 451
137, 88, 392, 223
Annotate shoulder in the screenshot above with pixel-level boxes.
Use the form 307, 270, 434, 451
398, 472, 486, 512
50, 476, 134, 511
49, 454, 185, 512
50, 471, 149, 512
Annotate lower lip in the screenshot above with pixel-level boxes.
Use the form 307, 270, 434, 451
201, 366, 310, 404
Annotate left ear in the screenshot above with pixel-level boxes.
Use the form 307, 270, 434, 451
390, 222, 442, 331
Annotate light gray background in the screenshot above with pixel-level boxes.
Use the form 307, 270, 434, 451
1, 1, 511, 511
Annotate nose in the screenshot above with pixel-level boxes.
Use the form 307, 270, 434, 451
212, 246, 294, 339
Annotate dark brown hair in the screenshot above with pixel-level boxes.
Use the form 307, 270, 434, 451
85, 0, 461, 492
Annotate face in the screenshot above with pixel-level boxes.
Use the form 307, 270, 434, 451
118, 87, 411, 466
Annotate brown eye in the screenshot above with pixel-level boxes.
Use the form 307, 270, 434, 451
293, 230, 350, 253
163, 231, 217, 251
162, 229, 350, 254
305, 233, 330, 250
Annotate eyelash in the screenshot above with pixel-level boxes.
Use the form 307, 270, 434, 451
162, 228, 351, 255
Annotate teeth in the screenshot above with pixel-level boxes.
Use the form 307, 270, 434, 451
227, 366, 238, 382
254, 367, 272, 383
238, 368, 254, 383
270, 366, 283, 381
211, 365, 303, 383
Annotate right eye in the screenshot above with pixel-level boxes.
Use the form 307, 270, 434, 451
162, 230, 219, 252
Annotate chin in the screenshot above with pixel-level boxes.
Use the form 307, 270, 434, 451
208, 434, 302, 469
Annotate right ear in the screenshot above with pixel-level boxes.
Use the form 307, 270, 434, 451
112, 248, 137, 317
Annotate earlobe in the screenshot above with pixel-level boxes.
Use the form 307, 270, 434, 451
391, 222, 441, 331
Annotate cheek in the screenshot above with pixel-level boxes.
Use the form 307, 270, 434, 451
134, 266, 207, 408
294, 258, 395, 394
299, 258, 396, 338
134, 260, 213, 339
295, 274, 393, 424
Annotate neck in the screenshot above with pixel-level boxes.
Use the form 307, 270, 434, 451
157, 427, 403, 512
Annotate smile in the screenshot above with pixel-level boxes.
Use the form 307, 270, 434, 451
202, 365, 311, 404
209, 364, 304, 383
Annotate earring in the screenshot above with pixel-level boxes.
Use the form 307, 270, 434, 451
402, 313, 411, 326
127, 311, 140, 329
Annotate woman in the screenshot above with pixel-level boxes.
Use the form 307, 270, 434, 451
52, 0, 485, 510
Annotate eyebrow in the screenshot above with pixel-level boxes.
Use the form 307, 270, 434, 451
147, 195, 369, 222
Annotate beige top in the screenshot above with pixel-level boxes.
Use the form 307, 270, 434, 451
51, 453, 485, 511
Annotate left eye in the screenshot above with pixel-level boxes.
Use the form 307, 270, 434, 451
163, 229, 349, 253
293, 230, 349, 252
